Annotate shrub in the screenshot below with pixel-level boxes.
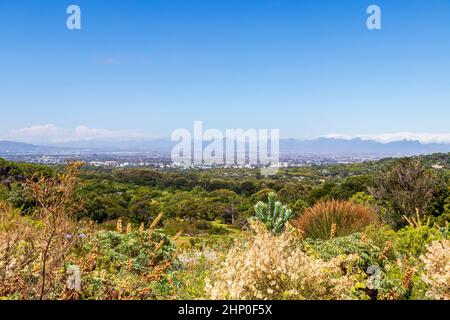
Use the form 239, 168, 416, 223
0, 162, 84, 300
303, 231, 438, 300
80, 230, 174, 272
420, 239, 450, 300
292, 200, 379, 240
0, 202, 39, 299
365, 222, 447, 259
174, 247, 222, 299
205, 221, 356, 300
395, 225, 446, 259
292, 199, 309, 217
304, 233, 383, 270
437, 186, 450, 225
72, 225, 176, 300
369, 158, 444, 228
254, 192, 293, 234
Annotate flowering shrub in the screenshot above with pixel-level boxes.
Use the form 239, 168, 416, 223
420, 240, 450, 300
292, 200, 379, 240
205, 221, 357, 300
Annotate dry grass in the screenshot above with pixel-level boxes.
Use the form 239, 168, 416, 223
420, 239, 450, 300
291, 200, 379, 240
205, 220, 357, 300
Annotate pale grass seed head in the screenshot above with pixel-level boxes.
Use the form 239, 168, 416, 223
420, 239, 450, 300
205, 220, 356, 300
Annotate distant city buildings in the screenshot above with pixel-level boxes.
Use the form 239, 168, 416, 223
0, 151, 403, 169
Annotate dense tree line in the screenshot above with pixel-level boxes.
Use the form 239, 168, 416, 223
1, 154, 449, 230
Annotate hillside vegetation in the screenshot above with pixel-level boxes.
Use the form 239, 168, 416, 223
0, 153, 449, 300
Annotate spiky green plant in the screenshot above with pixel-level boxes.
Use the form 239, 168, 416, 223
254, 192, 293, 234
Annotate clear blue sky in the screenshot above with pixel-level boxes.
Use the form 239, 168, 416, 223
1, 0, 449, 142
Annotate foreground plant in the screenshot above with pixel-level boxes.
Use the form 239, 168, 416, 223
420, 239, 450, 300
254, 192, 293, 234
71, 217, 176, 300
369, 158, 444, 228
292, 200, 379, 240
205, 221, 356, 300
0, 161, 84, 299
0, 202, 38, 298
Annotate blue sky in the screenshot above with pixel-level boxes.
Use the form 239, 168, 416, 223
0, 0, 450, 143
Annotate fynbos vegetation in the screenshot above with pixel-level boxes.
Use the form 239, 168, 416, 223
292, 200, 379, 240
0, 154, 449, 300
254, 192, 293, 234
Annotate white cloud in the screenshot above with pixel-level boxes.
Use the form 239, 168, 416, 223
322, 132, 450, 144
8, 124, 70, 142
6, 124, 155, 144
5, 125, 450, 145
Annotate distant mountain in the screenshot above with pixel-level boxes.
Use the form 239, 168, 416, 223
49, 138, 175, 152
1, 138, 449, 156
0, 141, 68, 153
280, 138, 450, 155
0, 141, 43, 153
53, 137, 450, 155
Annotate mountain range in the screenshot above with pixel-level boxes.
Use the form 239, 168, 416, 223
1, 138, 450, 156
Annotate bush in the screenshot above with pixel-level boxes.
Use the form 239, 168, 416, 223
79, 230, 174, 272
303, 231, 444, 300
254, 192, 293, 234
0, 202, 40, 299
304, 233, 382, 270
71, 225, 176, 300
205, 221, 356, 300
395, 225, 446, 258
292, 200, 379, 240
369, 158, 444, 228
0, 162, 84, 300
174, 247, 222, 299
365, 223, 448, 259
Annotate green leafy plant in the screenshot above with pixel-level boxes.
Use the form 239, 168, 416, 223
254, 192, 293, 234
395, 225, 446, 258
71, 225, 176, 300
304, 233, 383, 269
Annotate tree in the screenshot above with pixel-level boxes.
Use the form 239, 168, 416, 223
0, 158, 20, 190
330, 175, 372, 200
438, 185, 450, 225
278, 182, 310, 204
307, 182, 336, 204
209, 189, 240, 224
250, 188, 277, 203
369, 158, 444, 228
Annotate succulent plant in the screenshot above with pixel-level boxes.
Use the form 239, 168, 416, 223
254, 192, 293, 234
